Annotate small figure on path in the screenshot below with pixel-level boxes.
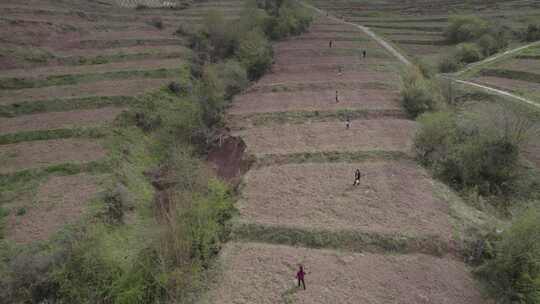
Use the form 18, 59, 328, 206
362, 50, 367, 58
329, 40, 333, 48
354, 168, 361, 186
346, 117, 351, 129
338, 65, 343, 76
335, 90, 339, 103
297, 265, 306, 290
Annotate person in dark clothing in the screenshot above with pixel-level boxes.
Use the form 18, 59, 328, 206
346, 117, 351, 129
354, 169, 361, 186
362, 50, 367, 58
335, 90, 339, 103
329, 40, 333, 48
297, 265, 306, 290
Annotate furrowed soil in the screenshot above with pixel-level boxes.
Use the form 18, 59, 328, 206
5, 173, 102, 244
206, 242, 485, 304
0, 107, 125, 133
208, 11, 488, 303
0, 78, 176, 105
0, 138, 106, 174
238, 161, 452, 238
234, 119, 416, 156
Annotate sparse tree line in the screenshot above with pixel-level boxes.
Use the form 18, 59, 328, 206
0, 1, 312, 303
401, 62, 540, 302
439, 15, 540, 73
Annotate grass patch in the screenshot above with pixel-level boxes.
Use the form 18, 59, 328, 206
58, 51, 190, 66
233, 222, 448, 256
229, 109, 405, 129
0, 127, 107, 145
254, 81, 395, 94
479, 68, 540, 84
365, 24, 446, 32
0, 96, 137, 117
0, 68, 182, 90
254, 150, 411, 167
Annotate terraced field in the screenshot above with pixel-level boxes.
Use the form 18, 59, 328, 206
311, 0, 540, 67
462, 44, 540, 103
207, 14, 488, 303
0, 0, 242, 244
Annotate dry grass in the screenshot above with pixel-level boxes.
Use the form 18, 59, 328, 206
237, 161, 452, 238
0, 107, 125, 133
204, 242, 487, 304
234, 119, 417, 156
0, 138, 106, 174
5, 173, 102, 244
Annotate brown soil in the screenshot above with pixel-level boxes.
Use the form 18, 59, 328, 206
234, 119, 416, 156
229, 88, 401, 115
274, 40, 375, 51
0, 77, 176, 105
52, 44, 189, 57
0, 107, 125, 133
238, 161, 452, 238
473, 76, 540, 93
255, 71, 398, 87
275, 54, 388, 66
207, 135, 248, 185
271, 61, 395, 74
0, 138, 106, 174
496, 58, 540, 72
1, 58, 183, 78
5, 173, 102, 244
207, 242, 487, 304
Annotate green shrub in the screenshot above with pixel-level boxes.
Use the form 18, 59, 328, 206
525, 23, 540, 42
400, 66, 443, 118
445, 15, 489, 43
237, 29, 273, 80
477, 34, 499, 57
438, 54, 462, 73
455, 42, 483, 63
476, 208, 540, 303
415, 103, 535, 195
216, 60, 249, 99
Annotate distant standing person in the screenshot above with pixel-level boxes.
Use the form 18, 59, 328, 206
354, 169, 361, 186
362, 50, 367, 58
329, 40, 333, 48
338, 65, 343, 76
297, 265, 306, 290
335, 90, 339, 103
346, 117, 351, 129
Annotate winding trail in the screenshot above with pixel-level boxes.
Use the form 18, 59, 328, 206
302, 2, 539, 109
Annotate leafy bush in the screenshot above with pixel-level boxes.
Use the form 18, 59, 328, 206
237, 29, 273, 79
268, 0, 312, 39
445, 15, 489, 43
415, 103, 536, 196
438, 54, 462, 73
455, 43, 483, 63
400, 66, 443, 118
476, 208, 540, 303
525, 23, 540, 42
216, 60, 249, 99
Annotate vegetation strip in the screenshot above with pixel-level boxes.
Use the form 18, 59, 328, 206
0, 127, 107, 145
0, 159, 110, 186
228, 109, 406, 129
479, 68, 540, 84
0, 96, 138, 117
0, 68, 181, 90
56, 51, 190, 66
233, 222, 448, 256
254, 150, 411, 167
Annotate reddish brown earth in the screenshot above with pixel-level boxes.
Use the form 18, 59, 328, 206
0, 138, 106, 174
238, 161, 452, 238
52, 44, 189, 57
0, 107, 125, 133
274, 39, 375, 51
207, 136, 248, 184
1, 58, 183, 77
0, 78, 176, 105
473, 76, 540, 93
271, 61, 393, 74
5, 173, 102, 244
275, 54, 388, 66
229, 88, 401, 115
207, 243, 487, 304
255, 71, 398, 87
496, 58, 540, 72
234, 119, 416, 156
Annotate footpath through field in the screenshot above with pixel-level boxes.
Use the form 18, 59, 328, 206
205, 13, 487, 304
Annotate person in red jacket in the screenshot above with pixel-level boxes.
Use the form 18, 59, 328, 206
297, 265, 306, 290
